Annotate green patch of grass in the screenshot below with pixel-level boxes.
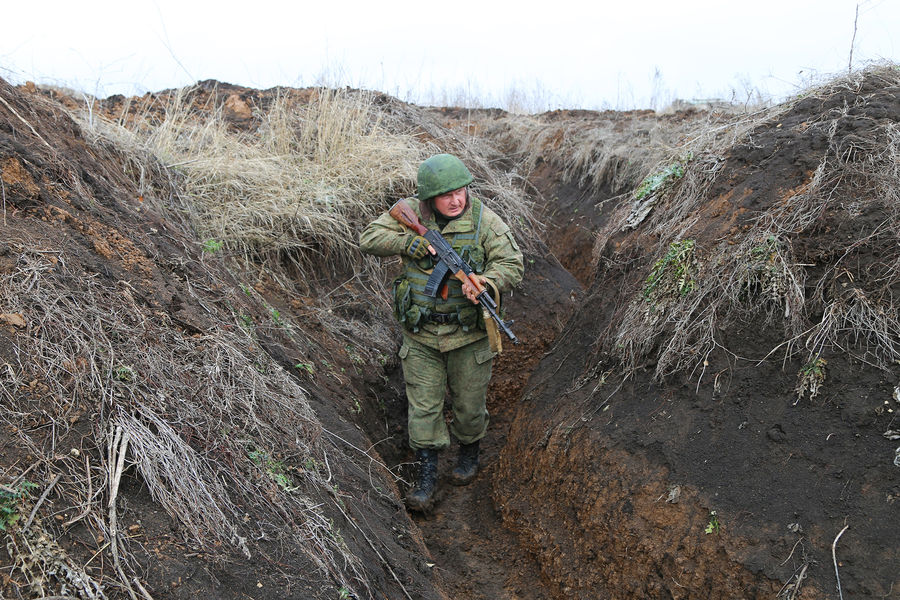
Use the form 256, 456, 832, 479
634, 161, 686, 201
202, 238, 224, 253
705, 510, 720, 535
795, 357, 827, 401
113, 365, 136, 382
248, 449, 293, 490
643, 239, 697, 301
294, 362, 315, 374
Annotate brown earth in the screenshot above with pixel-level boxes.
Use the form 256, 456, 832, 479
0, 78, 580, 600
0, 79, 444, 600
490, 71, 900, 599
2, 68, 899, 600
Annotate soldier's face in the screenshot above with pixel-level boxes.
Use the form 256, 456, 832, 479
433, 187, 467, 218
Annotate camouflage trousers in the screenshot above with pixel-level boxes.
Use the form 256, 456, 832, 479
399, 334, 495, 450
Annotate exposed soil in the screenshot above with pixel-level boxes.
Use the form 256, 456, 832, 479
492, 71, 900, 599
404, 248, 582, 600
0, 79, 443, 600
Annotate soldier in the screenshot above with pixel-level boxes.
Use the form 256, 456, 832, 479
359, 154, 524, 511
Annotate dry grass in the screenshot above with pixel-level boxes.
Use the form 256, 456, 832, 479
475, 101, 767, 209
598, 65, 900, 380
2, 80, 540, 598
82, 87, 421, 278
6, 519, 105, 599
0, 246, 370, 597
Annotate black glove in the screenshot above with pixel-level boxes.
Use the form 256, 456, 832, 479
405, 235, 430, 260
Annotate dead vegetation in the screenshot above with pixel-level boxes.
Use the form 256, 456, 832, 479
469, 100, 767, 204
0, 242, 374, 597
81, 87, 421, 279
80, 85, 540, 266
593, 64, 900, 381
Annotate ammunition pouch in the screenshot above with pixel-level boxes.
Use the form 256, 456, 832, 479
392, 197, 488, 334
428, 312, 457, 324
394, 277, 426, 332
457, 305, 481, 332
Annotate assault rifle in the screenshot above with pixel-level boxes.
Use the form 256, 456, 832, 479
389, 199, 520, 345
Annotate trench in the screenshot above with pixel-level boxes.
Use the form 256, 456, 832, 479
5, 76, 898, 600
358, 170, 591, 600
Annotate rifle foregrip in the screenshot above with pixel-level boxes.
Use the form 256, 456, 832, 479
467, 274, 486, 294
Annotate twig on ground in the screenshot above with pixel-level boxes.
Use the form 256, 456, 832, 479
108, 426, 138, 600
23, 472, 62, 529
63, 455, 93, 528
1, 173, 7, 226
780, 537, 804, 566
832, 524, 849, 600
789, 563, 809, 600
10, 462, 38, 488
133, 577, 155, 600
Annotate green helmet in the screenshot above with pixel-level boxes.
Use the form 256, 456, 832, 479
417, 154, 474, 201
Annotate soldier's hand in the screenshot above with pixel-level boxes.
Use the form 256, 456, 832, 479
405, 235, 430, 260
461, 275, 488, 304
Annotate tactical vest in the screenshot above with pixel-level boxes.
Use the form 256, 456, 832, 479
393, 198, 486, 333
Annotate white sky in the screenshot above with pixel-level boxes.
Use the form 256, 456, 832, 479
2, 0, 898, 110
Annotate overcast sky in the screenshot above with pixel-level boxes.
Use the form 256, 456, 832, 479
2, 0, 898, 110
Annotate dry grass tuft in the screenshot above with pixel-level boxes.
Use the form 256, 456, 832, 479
477, 101, 768, 209
82, 87, 421, 278
6, 519, 106, 599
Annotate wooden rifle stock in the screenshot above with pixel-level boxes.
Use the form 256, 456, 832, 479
389, 200, 428, 236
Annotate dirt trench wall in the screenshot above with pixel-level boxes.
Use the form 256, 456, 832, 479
496, 428, 785, 599
493, 312, 794, 599
496, 303, 899, 599
0, 78, 446, 600
493, 68, 900, 599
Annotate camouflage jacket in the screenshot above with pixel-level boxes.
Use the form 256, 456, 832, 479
359, 197, 524, 352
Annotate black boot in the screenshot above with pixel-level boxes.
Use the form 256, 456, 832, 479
406, 449, 438, 512
450, 440, 479, 486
